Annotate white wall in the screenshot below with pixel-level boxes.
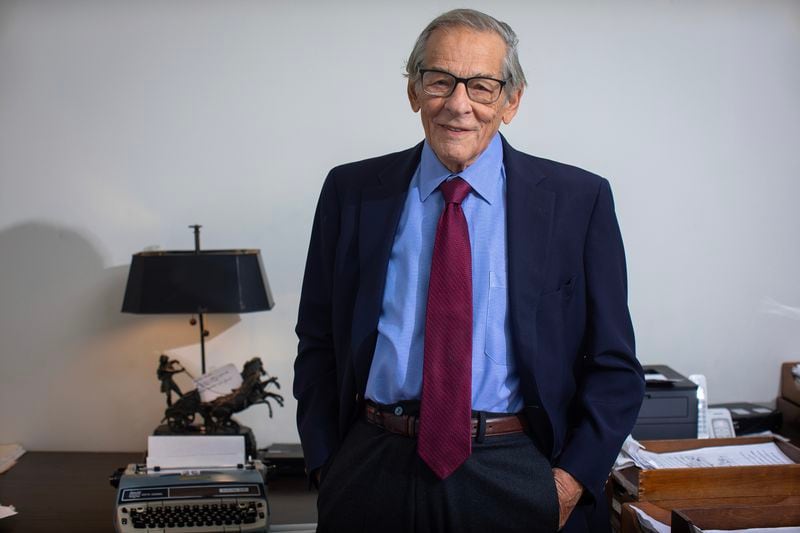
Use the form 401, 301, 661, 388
1, 0, 798, 452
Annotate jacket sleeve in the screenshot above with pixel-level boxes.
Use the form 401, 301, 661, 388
294, 171, 342, 476
555, 178, 645, 505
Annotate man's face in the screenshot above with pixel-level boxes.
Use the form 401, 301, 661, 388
408, 26, 522, 173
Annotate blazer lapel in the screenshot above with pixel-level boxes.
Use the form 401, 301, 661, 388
503, 138, 555, 401
351, 143, 423, 392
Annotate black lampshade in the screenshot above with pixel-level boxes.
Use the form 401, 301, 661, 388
121, 249, 274, 314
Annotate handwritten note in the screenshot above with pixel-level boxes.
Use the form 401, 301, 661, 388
194, 364, 242, 403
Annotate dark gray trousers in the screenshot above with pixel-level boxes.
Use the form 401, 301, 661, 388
317, 418, 561, 533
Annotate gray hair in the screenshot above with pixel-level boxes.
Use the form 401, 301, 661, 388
405, 8, 527, 95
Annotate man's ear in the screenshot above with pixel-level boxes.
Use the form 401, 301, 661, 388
501, 88, 523, 125
407, 80, 421, 113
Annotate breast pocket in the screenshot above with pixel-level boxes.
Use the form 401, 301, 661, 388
484, 270, 512, 365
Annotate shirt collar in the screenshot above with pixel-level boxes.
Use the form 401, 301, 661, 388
418, 133, 503, 205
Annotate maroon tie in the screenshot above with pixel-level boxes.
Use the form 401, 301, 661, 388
418, 177, 473, 480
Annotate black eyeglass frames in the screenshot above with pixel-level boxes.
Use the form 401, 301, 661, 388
419, 69, 508, 104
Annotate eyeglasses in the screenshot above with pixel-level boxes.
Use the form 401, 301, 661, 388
419, 69, 507, 104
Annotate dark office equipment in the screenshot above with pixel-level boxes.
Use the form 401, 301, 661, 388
710, 402, 782, 436
632, 365, 698, 440
259, 443, 306, 479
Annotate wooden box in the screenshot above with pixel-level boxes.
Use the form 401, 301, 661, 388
612, 436, 800, 502
620, 498, 800, 533
781, 362, 800, 406
619, 501, 669, 533
671, 504, 800, 533
778, 396, 800, 443
610, 436, 800, 532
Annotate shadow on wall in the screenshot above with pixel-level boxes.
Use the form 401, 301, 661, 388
0, 221, 239, 451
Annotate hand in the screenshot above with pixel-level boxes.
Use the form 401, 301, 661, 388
552, 468, 583, 530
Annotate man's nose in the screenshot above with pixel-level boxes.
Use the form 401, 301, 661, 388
444, 81, 472, 113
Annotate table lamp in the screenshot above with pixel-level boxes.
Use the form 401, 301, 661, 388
121, 225, 274, 374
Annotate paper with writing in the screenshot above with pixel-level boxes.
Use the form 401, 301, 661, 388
194, 364, 243, 403
635, 442, 793, 470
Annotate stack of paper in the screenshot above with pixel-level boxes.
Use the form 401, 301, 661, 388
614, 436, 794, 470
0, 443, 25, 475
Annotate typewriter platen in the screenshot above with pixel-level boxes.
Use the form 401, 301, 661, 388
112, 460, 269, 533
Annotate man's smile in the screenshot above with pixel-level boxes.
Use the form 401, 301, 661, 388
439, 124, 475, 134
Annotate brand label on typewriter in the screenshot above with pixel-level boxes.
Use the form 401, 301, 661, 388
123, 488, 169, 500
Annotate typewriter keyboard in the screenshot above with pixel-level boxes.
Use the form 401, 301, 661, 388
117, 498, 268, 532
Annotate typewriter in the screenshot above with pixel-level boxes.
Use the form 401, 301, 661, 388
111, 459, 269, 532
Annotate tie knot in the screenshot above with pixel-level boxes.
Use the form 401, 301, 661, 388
439, 177, 472, 205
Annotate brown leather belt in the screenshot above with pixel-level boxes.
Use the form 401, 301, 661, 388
364, 403, 528, 438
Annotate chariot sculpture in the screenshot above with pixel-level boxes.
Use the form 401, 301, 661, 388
157, 356, 284, 435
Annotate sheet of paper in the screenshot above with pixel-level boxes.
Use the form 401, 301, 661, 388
0, 444, 25, 475
637, 442, 794, 469
0, 444, 25, 462
631, 505, 670, 533
614, 435, 645, 470
146, 435, 245, 470
194, 364, 243, 403
0, 505, 17, 520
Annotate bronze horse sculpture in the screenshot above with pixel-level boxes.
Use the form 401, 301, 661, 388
161, 357, 284, 433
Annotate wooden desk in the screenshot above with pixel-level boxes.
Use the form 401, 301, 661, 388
0, 452, 317, 532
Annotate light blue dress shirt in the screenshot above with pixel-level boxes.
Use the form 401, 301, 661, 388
365, 133, 523, 413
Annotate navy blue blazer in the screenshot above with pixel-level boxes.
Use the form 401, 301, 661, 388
294, 136, 645, 505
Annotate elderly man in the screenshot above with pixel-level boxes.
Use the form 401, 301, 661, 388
294, 8, 644, 533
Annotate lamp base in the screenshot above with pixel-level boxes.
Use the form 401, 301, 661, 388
152, 423, 258, 459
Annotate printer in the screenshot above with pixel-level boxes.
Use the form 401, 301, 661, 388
632, 365, 698, 440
